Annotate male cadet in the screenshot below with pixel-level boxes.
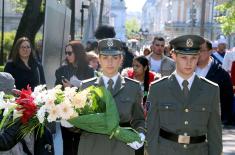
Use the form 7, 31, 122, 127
78, 38, 145, 155
146, 35, 222, 155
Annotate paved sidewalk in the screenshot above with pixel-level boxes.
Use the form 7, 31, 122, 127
223, 126, 235, 155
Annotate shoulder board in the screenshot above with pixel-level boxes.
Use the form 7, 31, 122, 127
82, 77, 97, 83
124, 77, 139, 84
200, 76, 218, 86
151, 76, 168, 85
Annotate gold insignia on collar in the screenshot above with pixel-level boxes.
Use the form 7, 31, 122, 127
186, 38, 193, 47
107, 39, 113, 47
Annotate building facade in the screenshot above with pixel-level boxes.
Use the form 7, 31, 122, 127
141, 0, 235, 47
111, 0, 126, 41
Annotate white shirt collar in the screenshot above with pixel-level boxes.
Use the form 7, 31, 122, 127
195, 59, 212, 77
175, 71, 195, 90
102, 73, 119, 88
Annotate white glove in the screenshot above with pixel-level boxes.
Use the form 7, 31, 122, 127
60, 119, 74, 128
127, 133, 145, 150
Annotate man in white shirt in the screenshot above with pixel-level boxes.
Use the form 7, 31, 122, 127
146, 37, 175, 76
146, 35, 222, 155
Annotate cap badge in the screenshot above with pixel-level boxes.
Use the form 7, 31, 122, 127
107, 39, 113, 47
186, 38, 193, 47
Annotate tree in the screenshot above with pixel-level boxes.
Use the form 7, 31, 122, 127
9, 0, 45, 59
215, 0, 235, 35
125, 18, 140, 39
10, 0, 27, 13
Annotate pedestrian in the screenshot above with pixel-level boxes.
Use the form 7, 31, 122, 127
121, 43, 135, 71
146, 35, 222, 155
196, 39, 234, 125
4, 37, 46, 90
77, 38, 146, 155
121, 56, 159, 155
86, 51, 99, 71
55, 40, 94, 155
94, 25, 116, 40
146, 36, 175, 76
211, 37, 227, 65
121, 55, 158, 112
143, 48, 151, 56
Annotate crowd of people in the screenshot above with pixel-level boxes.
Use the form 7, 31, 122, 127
0, 25, 234, 155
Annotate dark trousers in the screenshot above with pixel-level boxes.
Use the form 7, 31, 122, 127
61, 126, 80, 155
135, 146, 144, 155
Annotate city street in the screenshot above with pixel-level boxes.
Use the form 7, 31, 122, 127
223, 126, 235, 155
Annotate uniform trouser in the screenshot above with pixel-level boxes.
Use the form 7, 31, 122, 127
61, 126, 81, 155
135, 146, 144, 155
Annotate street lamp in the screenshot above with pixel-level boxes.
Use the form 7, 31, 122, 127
139, 28, 149, 48
80, 1, 89, 39
0, 0, 5, 65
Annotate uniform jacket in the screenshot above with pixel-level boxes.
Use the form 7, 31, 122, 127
146, 73, 222, 155
146, 54, 175, 76
206, 59, 234, 124
78, 75, 145, 155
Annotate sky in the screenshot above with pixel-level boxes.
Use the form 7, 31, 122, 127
125, 0, 146, 12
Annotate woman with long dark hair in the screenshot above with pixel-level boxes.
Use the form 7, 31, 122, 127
55, 40, 94, 87
122, 56, 158, 106
121, 56, 158, 155
4, 37, 45, 90
55, 40, 94, 155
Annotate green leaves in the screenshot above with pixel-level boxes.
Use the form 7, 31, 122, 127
125, 18, 141, 39
10, 0, 27, 13
215, 0, 235, 35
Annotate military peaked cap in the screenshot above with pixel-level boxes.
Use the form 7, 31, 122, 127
98, 38, 123, 55
170, 35, 205, 55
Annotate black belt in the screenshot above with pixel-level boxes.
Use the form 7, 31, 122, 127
159, 129, 206, 144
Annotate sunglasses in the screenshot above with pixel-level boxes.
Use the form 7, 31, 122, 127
65, 51, 73, 56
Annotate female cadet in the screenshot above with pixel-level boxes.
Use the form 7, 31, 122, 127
77, 38, 146, 155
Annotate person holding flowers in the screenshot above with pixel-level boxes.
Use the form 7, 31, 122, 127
77, 38, 146, 155
0, 72, 54, 155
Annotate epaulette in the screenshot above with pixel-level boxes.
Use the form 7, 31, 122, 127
150, 76, 168, 85
124, 77, 139, 84
82, 77, 97, 84
200, 76, 218, 86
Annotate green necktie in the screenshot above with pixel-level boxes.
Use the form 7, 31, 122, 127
107, 79, 114, 93
182, 80, 189, 97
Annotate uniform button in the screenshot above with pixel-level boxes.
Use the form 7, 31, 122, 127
202, 107, 206, 111
184, 121, 189, 125
165, 106, 169, 109
185, 109, 189, 112
183, 144, 187, 148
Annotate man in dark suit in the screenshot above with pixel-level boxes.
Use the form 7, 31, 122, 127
146, 35, 222, 155
196, 39, 234, 125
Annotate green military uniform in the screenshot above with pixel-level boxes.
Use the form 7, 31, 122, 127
77, 76, 145, 155
77, 38, 145, 155
146, 35, 222, 155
